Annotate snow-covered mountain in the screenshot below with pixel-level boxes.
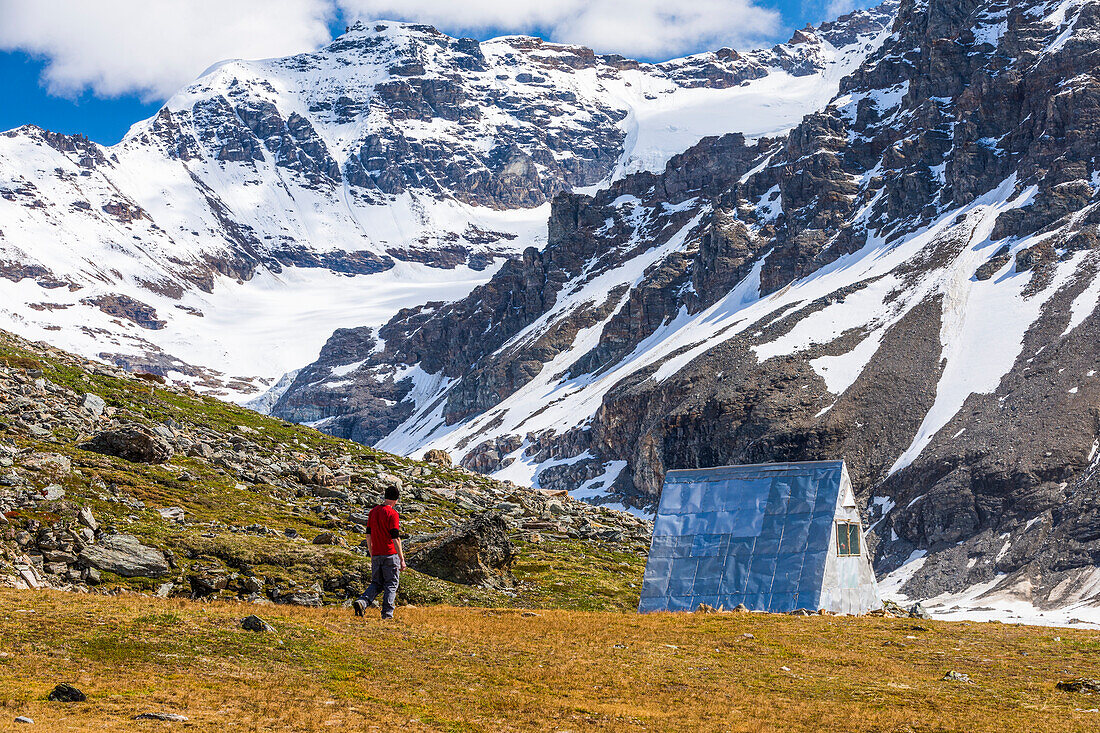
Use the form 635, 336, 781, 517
272, 0, 1100, 620
0, 5, 894, 397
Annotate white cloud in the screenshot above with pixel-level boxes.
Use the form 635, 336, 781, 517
0, 0, 334, 101
826, 1, 860, 18
0, 0, 786, 103
336, 0, 782, 59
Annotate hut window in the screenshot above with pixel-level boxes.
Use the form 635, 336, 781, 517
836, 522, 861, 557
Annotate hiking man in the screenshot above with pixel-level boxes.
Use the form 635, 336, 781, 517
353, 486, 406, 619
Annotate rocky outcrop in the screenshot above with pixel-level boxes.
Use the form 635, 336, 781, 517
407, 512, 515, 587
0, 329, 651, 605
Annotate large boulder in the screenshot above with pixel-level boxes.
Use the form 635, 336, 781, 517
407, 512, 515, 587
81, 427, 173, 463
78, 534, 170, 577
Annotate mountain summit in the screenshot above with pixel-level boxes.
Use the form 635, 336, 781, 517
0, 5, 894, 398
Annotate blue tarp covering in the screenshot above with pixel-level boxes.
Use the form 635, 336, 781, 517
639, 461, 846, 613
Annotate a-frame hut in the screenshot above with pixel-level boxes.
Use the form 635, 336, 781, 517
638, 460, 881, 614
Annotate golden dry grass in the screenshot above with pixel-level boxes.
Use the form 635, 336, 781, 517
1, 590, 1099, 732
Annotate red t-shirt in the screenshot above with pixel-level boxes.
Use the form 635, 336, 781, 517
368, 504, 400, 556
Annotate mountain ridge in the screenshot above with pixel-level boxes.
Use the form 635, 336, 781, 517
0, 5, 895, 400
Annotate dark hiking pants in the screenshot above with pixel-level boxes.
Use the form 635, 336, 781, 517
358, 554, 400, 619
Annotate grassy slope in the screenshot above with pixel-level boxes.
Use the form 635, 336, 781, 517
1, 590, 1099, 732
0, 332, 647, 609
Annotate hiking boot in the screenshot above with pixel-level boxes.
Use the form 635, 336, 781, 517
352, 599, 367, 617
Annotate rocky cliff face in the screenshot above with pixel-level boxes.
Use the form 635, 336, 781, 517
0, 11, 890, 399
276, 0, 1100, 613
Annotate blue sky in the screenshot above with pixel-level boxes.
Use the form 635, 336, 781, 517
0, 0, 872, 145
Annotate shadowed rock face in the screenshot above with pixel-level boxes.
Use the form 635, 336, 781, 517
81, 427, 174, 464
278, 0, 1100, 606
407, 512, 516, 587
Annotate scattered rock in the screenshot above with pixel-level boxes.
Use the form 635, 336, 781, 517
296, 464, 335, 486
39, 485, 65, 501
277, 590, 322, 607
407, 512, 515, 587
942, 670, 972, 683
132, 713, 189, 722
78, 534, 170, 577
1057, 679, 1100, 694
81, 427, 173, 463
239, 575, 263, 594
21, 452, 72, 476
14, 716, 33, 724
423, 449, 452, 466
731, 604, 750, 613
190, 572, 228, 594
974, 245, 1011, 281
695, 603, 718, 613
311, 531, 341, 546
48, 683, 86, 702
908, 603, 932, 620
241, 615, 275, 633
77, 507, 98, 532
79, 393, 106, 417
155, 507, 185, 523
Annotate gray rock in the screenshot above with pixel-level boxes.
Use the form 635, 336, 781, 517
79, 393, 106, 417
312, 531, 341, 545
190, 573, 228, 594
39, 485, 65, 501
241, 614, 275, 632
133, 713, 188, 722
312, 486, 348, 500
408, 512, 515, 587
156, 506, 185, 522
81, 427, 173, 463
278, 591, 321, 607
941, 671, 972, 683
21, 452, 72, 476
1056, 678, 1100, 694
78, 507, 98, 532
14, 716, 33, 724
908, 602, 932, 620
78, 534, 170, 577
42, 550, 77, 564
239, 575, 264, 594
